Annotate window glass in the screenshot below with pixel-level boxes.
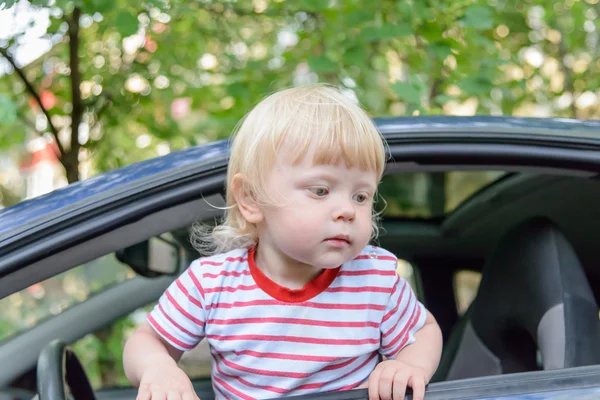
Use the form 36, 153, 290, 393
0, 254, 135, 343
454, 270, 482, 315
73, 303, 153, 389
72, 301, 212, 390
396, 259, 419, 298
378, 171, 507, 219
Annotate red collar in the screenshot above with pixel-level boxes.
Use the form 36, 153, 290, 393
248, 246, 340, 303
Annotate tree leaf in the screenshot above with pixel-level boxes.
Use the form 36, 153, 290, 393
82, 0, 116, 14
115, 11, 139, 37
391, 81, 422, 105
344, 46, 367, 67
308, 56, 338, 73
430, 42, 452, 59
463, 6, 494, 30
0, 95, 18, 124
2, 0, 18, 8
346, 10, 374, 27
0, 123, 26, 147
458, 76, 493, 96
434, 94, 455, 105
362, 24, 412, 41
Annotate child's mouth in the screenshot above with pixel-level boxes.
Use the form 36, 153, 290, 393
324, 235, 351, 247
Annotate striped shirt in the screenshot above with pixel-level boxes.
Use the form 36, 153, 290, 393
148, 245, 426, 399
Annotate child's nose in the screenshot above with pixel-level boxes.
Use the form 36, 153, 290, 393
334, 200, 356, 222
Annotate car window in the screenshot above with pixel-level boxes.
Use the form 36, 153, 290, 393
0, 254, 135, 343
72, 301, 211, 390
378, 171, 507, 219
73, 302, 155, 389
454, 270, 482, 315
396, 259, 419, 298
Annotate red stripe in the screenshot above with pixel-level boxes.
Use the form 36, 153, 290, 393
382, 278, 407, 323
336, 376, 369, 392
199, 256, 247, 266
218, 353, 356, 378
338, 269, 396, 277
383, 303, 418, 351
203, 270, 251, 278
393, 305, 423, 354
213, 383, 228, 399
204, 284, 259, 293
187, 269, 205, 300
165, 290, 204, 326
353, 254, 397, 262
207, 317, 379, 328
383, 287, 414, 338
214, 357, 287, 394
290, 352, 378, 391
206, 299, 386, 311
175, 279, 202, 308
231, 350, 347, 362
157, 303, 202, 339
206, 334, 379, 345
325, 286, 390, 293
212, 374, 255, 400
147, 315, 194, 350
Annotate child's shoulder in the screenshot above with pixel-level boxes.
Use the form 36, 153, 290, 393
345, 245, 399, 273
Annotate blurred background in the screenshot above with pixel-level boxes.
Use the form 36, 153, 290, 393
0, 0, 598, 390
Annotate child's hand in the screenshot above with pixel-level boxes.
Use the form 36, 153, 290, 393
137, 362, 200, 400
366, 359, 428, 400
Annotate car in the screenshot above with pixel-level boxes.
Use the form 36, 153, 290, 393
2, 115, 600, 400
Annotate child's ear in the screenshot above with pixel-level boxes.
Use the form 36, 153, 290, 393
231, 174, 264, 224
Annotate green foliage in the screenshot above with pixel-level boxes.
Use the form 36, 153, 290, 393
1, 0, 597, 183
0, 95, 17, 124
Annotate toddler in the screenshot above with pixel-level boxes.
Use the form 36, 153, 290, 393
123, 84, 443, 400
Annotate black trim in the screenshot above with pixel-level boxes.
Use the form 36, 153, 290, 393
383, 131, 600, 150
385, 143, 600, 172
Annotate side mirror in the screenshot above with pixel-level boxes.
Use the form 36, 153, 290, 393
116, 237, 180, 277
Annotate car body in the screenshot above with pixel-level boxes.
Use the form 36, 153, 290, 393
2, 116, 600, 399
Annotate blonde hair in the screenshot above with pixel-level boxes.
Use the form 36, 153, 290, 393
192, 84, 388, 254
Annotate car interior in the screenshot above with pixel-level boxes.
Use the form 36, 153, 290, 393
3, 164, 600, 399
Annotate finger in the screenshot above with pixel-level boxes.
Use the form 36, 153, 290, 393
379, 366, 399, 400
409, 375, 426, 400
391, 370, 408, 400
137, 389, 151, 400
182, 392, 199, 400
167, 390, 181, 400
152, 391, 167, 400
368, 366, 383, 400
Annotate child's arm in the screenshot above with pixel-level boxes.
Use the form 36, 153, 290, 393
392, 310, 442, 381
123, 322, 200, 399
364, 310, 443, 400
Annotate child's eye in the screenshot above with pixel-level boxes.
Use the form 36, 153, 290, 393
309, 187, 329, 197
353, 193, 369, 204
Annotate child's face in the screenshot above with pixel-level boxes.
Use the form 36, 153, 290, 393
256, 148, 378, 270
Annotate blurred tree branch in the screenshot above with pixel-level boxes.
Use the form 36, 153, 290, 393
0, 47, 64, 156
64, 6, 82, 183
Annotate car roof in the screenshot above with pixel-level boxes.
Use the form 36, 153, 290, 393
1, 116, 600, 238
